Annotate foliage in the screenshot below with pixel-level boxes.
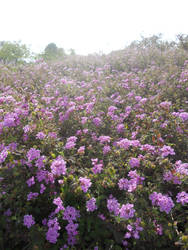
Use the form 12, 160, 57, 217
0, 41, 30, 64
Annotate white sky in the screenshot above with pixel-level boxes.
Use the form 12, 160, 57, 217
0, 0, 188, 55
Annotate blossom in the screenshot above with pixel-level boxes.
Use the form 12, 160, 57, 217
103, 145, 111, 155
27, 148, 40, 162
26, 176, 35, 187
40, 184, 46, 194
179, 112, 188, 122
65, 222, 79, 236
36, 131, 46, 139
149, 192, 174, 214
86, 198, 97, 212
0, 149, 8, 164
53, 197, 64, 213
93, 117, 102, 127
159, 101, 171, 109
23, 125, 31, 133
160, 145, 175, 157
50, 156, 66, 176
129, 158, 140, 168
119, 203, 135, 219
27, 192, 39, 201
77, 146, 85, 154
46, 217, 61, 243
117, 123, 125, 133
63, 206, 80, 222
176, 191, 188, 205
117, 138, 130, 150
107, 196, 120, 216
65, 136, 77, 149
98, 135, 111, 144
46, 227, 59, 244
79, 177, 92, 192
23, 214, 35, 228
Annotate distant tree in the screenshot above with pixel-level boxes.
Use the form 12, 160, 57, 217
41, 43, 66, 61
0, 41, 30, 64
177, 34, 188, 51
129, 34, 176, 51
69, 48, 76, 55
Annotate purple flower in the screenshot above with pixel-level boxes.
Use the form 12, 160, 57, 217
36, 132, 46, 139
46, 227, 59, 244
27, 192, 39, 201
93, 117, 102, 127
176, 191, 188, 205
77, 146, 85, 154
26, 176, 35, 187
119, 203, 135, 219
117, 124, 125, 133
103, 145, 111, 155
40, 184, 46, 194
63, 206, 80, 222
79, 177, 92, 192
0, 149, 8, 164
65, 222, 79, 235
117, 138, 130, 150
27, 148, 40, 162
81, 116, 88, 124
159, 101, 171, 109
65, 141, 76, 149
179, 112, 188, 122
118, 178, 129, 190
23, 214, 35, 228
53, 197, 64, 213
149, 192, 174, 214
86, 198, 97, 212
107, 196, 120, 216
129, 158, 140, 168
98, 136, 111, 144
23, 125, 31, 133
50, 156, 66, 176
65, 136, 77, 149
92, 162, 103, 174
160, 145, 175, 157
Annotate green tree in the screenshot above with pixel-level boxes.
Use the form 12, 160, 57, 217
40, 43, 66, 61
0, 41, 30, 64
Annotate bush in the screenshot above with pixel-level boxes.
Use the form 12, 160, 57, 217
0, 41, 188, 249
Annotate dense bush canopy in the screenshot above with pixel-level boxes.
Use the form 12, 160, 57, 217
0, 37, 188, 249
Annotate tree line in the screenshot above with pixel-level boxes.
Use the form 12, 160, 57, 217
0, 34, 188, 64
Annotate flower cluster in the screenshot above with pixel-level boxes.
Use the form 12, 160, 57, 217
79, 177, 92, 192
91, 158, 103, 174
23, 214, 35, 229
86, 197, 97, 212
65, 136, 77, 150
50, 156, 67, 176
149, 192, 175, 214
118, 170, 144, 192
176, 191, 188, 205
46, 218, 61, 244
63, 206, 80, 246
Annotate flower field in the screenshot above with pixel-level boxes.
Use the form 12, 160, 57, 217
0, 44, 188, 249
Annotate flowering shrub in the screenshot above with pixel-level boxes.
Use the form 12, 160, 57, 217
0, 44, 188, 249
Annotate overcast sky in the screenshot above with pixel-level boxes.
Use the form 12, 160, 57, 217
0, 0, 188, 55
